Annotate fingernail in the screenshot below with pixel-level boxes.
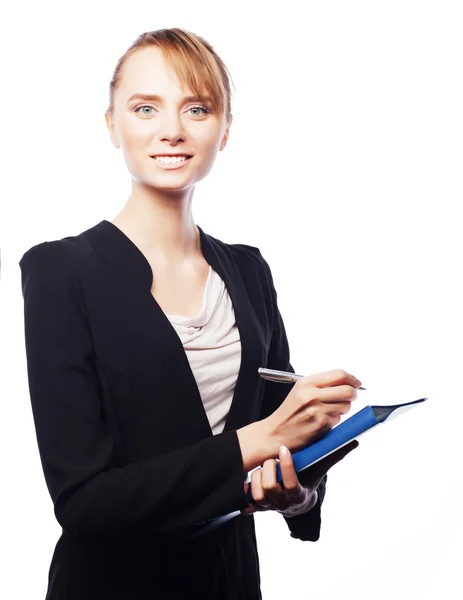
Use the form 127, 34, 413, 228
280, 445, 289, 457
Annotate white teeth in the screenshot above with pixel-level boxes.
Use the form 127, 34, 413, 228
154, 155, 188, 164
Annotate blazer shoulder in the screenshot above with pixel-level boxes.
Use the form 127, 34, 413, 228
18, 236, 92, 326
204, 232, 274, 295
229, 242, 266, 266
215, 235, 271, 275
18, 236, 88, 302
19, 232, 87, 271
229, 242, 275, 291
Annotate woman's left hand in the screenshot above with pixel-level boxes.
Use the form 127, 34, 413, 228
241, 439, 359, 516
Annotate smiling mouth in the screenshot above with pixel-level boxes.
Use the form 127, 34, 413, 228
151, 155, 193, 162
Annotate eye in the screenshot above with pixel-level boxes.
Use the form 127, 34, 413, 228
188, 105, 210, 116
134, 104, 211, 117
134, 105, 155, 116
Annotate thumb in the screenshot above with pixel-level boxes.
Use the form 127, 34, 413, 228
311, 439, 359, 477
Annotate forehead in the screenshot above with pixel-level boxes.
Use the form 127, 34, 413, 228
117, 46, 191, 97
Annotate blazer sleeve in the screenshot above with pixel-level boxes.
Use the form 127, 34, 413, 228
19, 240, 250, 541
258, 250, 327, 542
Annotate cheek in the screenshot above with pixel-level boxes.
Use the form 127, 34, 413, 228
193, 124, 223, 151
120, 128, 154, 169
119, 118, 151, 151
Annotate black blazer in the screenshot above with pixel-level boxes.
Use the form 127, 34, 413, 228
19, 219, 327, 600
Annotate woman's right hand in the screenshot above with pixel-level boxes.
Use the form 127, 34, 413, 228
265, 369, 362, 453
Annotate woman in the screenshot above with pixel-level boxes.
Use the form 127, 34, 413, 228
19, 28, 361, 599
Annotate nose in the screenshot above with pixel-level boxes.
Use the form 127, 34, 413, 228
155, 109, 186, 144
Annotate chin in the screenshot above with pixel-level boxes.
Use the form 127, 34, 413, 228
140, 178, 196, 193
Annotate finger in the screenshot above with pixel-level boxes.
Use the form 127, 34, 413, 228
250, 466, 272, 510
303, 369, 362, 390
307, 440, 360, 480
314, 400, 355, 416
278, 446, 306, 504
260, 459, 287, 509
241, 505, 257, 516
303, 400, 353, 435
324, 440, 359, 467
240, 481, 256, 515
241, 504, 257, 516
242, 479, 258, 515
260, 458, 291, 511
317, 385, 358, 404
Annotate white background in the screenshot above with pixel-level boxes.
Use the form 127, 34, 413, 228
1, 1, 462, 598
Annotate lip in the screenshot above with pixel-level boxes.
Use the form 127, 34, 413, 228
150, 155, 193, 170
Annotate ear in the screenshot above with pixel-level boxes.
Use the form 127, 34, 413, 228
105, 112, 120, 149
219, 115, 233, 151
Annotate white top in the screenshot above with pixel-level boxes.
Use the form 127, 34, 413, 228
166, 266, 241, 436
166, 265, 316, 516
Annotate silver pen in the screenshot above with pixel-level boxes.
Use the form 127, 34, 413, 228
258, 367, 366, 390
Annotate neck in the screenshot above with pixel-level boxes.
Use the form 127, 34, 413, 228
111, 181, 201, 263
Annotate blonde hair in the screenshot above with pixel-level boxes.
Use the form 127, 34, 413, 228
106, 28, 235, 123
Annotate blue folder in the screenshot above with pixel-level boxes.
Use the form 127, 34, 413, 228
175, 397, 427, 543
245, 397, 427, 503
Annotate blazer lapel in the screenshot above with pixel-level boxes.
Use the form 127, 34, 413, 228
198, 227, 267, 433
85, 220, 265, 442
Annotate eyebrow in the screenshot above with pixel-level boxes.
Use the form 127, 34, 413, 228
126, 93, 212, 105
